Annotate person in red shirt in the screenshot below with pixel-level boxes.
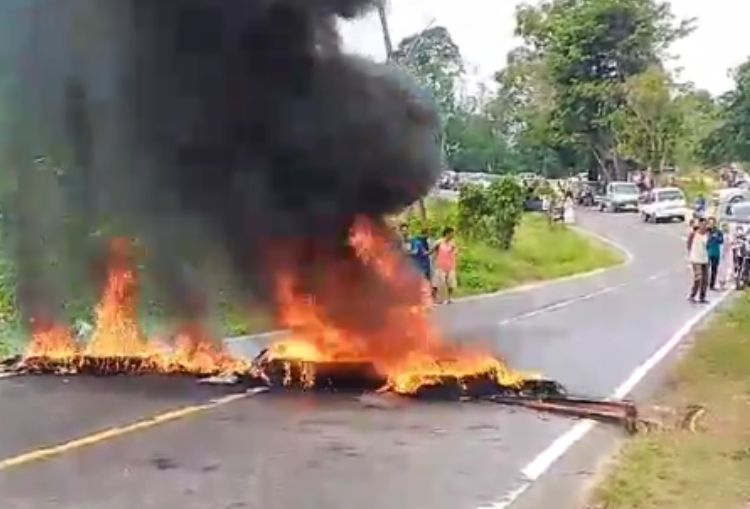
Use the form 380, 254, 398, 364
431, 227, 458, 304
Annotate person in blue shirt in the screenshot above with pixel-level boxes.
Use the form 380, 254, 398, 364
409, 228, 432, 282
397, 223, 432, 283
694, 194, 707, 218
706, 217, 724, 290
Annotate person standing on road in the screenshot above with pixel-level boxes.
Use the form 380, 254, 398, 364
431, 227, 458, 304
706, 217, 724, 290
718, 222, 734, 289
694, 194, 707, 219
687, 218, 710, 303
563, 192, 576, 224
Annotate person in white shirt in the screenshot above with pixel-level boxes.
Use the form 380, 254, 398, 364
563, 193, 576, 224
687, 217, 709, 303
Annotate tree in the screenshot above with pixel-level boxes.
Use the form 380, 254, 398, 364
393, 26, 464, 156
457, 178, 525, 250
513, 0, 692, 179
701, 59, 750, 164
491, 47, 578, 176
611, 66, 684, 172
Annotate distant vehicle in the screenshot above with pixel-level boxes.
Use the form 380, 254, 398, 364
725, 201, 750, 224
640, 187, 687, 223
599, 182, 640, 212
712, 188, 750, 220
438, 171, 459, 190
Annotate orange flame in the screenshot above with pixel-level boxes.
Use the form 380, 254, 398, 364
267, 216, 526, 394
25, 322, 77, 359
22, 238, 245, 376
86, 238, 146, 357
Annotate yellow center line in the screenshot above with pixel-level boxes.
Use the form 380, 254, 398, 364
0, 388, 266, 471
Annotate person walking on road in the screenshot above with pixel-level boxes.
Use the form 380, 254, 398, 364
706, 217, 724, 290
431, 227, 458, 305
687, 217, 710, 303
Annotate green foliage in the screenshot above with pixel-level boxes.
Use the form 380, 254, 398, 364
457, 183, 491, 236
458, 178, 525, 250
393, 26, 463, 144
511, 0, 692, 177
487, 178, 525, 249
407, 197, 457, 236
612, 66, 685, 171
701, 58, 750, 165
456, 213, 622, 296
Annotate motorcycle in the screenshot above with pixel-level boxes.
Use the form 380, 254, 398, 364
733, 229, 750, 290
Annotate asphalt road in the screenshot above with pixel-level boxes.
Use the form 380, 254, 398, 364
0, 210, 727, 509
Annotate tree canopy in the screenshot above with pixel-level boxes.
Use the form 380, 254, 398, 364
391, 0, 743, 177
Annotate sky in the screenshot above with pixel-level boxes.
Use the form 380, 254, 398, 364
339, 0, 750, 97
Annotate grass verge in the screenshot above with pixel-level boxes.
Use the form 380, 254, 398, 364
456, 213, 623, 297
592, 293, 750, 509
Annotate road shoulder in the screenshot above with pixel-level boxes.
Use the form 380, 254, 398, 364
589, 291, 750, 509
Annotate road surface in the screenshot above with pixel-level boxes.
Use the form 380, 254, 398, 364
0, 210, 729, 509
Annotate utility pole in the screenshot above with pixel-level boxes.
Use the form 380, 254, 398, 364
376, 1, 394, 60
377, 1, 436, 220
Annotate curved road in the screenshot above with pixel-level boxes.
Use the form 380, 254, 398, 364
0, 210, 730, 509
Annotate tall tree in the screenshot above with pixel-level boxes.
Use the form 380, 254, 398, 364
514, 0, 692, 179
393, 25, 465, 157
701, 59, 750, 165
611, 66, 684, 172
492, 47, 577, 176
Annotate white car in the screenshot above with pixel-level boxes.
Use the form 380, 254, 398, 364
640, 187, 687, 223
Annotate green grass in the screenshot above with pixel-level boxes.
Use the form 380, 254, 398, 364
456, 213, 623, 296
676, 171, 720, 203
593, 293, 750, 509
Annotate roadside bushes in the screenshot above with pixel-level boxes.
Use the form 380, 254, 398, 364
458, 178, 525, 249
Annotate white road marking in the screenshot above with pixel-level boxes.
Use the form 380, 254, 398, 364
477, 482, 532, 509
482, 288, 733, 509
497, 285, 622, 327
497, 265, 685, 328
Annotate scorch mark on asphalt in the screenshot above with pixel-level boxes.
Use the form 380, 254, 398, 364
482, 289, 732, 509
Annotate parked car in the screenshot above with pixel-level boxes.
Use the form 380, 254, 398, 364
640, 187, 688, 223
712, 188, 750, 221
599, 182, 640, 212
725, 201, 750, 224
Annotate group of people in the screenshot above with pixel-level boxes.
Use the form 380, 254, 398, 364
398, 224, 458, 305
687, 216, 731, 303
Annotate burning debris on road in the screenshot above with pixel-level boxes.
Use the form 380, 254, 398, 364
0, 1, 638, 431
1, 230, 638, 432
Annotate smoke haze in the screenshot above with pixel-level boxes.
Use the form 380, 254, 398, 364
0, 0, 441, 334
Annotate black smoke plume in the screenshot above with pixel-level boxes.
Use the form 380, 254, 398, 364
0, 0, 440, 335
